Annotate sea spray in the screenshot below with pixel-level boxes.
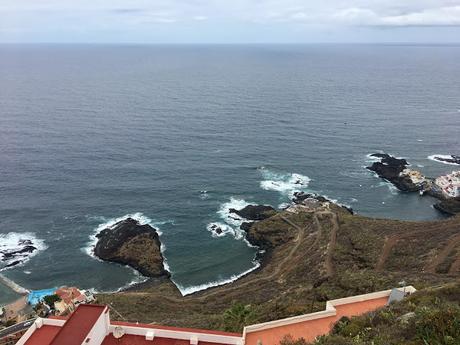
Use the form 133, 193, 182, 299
259, 168, 311, 197
428, 154, 460, 166
0, 232, 47, 271
176, 260, 261, 296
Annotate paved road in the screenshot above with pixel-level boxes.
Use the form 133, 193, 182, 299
0, 319, 35, 339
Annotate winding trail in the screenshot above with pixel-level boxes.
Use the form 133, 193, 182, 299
120, 210, 343, 304
449, 255, 460, 274
426, 234, 460, 274
376, 226, 460, 272
323, 212, 339, 277
375, 236, 399, 271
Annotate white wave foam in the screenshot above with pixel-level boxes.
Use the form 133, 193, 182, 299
177, 260, 261, 296
365, 153, 382, 162
84, 212, 171, 273
378, 181, 399, 195
217, 198, 251, 227
428, 154, 460, 166
259, 168, 310, 197
205, 198, 252, 242
0, 232, 47, 271
206, 222, 245, 240
199, 190, 210, 200
115, 269, 149, 292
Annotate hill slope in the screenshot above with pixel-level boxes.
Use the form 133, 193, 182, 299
97, 204, 460, 331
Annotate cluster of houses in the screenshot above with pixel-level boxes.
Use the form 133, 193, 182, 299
1, 286, 95, 326
398, 168, 460, 199
435, 171, 460, 198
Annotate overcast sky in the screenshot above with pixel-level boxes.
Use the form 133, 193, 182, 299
1, 0, 460, 43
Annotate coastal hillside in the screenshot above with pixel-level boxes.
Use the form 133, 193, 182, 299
308, 281, 460, 345
97, 204, 460, 331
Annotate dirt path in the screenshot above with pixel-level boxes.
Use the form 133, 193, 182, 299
120, 213, 314, 302
322, 212, 338, 277
375, 226, 459, 272
448, 254, 460, 274
375, 236, 399, 271
426, 234, 460, 274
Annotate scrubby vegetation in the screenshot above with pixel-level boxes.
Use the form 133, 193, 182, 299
98, 208, 460, 332
281, 282, 460, 345
43, 294, 60, 307
222, 303, 258, 332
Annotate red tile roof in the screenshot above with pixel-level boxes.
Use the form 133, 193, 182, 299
49, 304, 106, 345
24, 326, 61, 345
55, 287, 84, 305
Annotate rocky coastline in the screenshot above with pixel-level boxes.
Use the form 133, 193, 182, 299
431, 154, 460, 165
0, 238, 39, 270
94, 218, 170, 278
367, 153, 421, 192
367, 153, 460, 215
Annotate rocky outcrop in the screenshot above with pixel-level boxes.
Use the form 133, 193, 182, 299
292, 192, 329, 204
367, 153, 420, 192
433, 198, 460, 215
229, 205, 276, 221
432, 155, 460, 165
292, 192, 354, 214
94, 218, 169, 278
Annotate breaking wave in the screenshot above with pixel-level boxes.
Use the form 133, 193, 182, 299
0, 232, 47, 271
428, 154, 460, 166
259, 168, 311, 197
176, 260, 261, 296
206, 197, 252, 242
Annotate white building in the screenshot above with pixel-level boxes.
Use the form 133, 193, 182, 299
435, 171, 460, 198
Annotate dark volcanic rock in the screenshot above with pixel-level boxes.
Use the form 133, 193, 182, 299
292, 192, 328, 204
94, 218, 169, 278
240, 222, 255, 232
432, 155, 460, 165
229, 205, 276, 221
433, 198, 460, 216
2, 245, 37, 260
367, 153, 420, 192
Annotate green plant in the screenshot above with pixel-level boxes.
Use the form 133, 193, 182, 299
222, 303, 257, 332
43, 294, 61, 307
415, 304, 460, 345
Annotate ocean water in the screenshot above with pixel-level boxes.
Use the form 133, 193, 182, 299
0, 44, 459, 304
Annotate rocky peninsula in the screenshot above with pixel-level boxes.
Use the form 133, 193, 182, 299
367, 153, 460, 215
94, 218, 169, 278
367, 153, 421, 192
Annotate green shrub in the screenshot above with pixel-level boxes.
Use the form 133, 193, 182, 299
43, 294, 61, 307
222, 303, 257, 333
414, 304, 460, 345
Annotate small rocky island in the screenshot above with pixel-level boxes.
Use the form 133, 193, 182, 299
431, 154, 460, 165
94, 218, 169, 278
367, 153, 460, 215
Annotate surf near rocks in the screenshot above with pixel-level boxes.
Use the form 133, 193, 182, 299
0, 233, 47, 271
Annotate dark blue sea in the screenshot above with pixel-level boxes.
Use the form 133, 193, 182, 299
1, 44, 459, 304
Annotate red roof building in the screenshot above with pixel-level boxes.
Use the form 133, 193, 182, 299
16, 286, 415, 345
17, 304, 242, 345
